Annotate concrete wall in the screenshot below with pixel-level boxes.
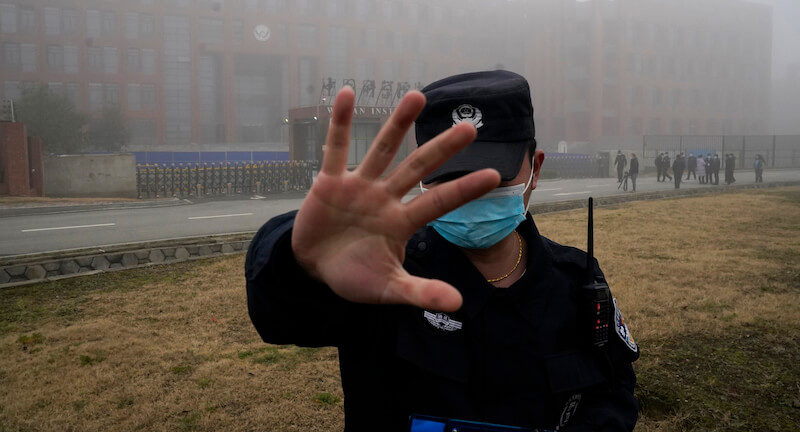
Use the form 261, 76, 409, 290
44, 154, 137, 198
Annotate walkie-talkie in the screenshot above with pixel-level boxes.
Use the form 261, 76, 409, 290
582, 197, 611, 348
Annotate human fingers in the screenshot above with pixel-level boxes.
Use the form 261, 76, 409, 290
356, 91, 426, 180
402, 169, 500, 230
320, 86, 355, 176
382, 274, 463, 312
384, 122, 478, 197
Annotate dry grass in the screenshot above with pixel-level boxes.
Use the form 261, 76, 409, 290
1, 187, 799, 431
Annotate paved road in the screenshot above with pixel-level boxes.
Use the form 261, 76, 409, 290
2, 169, 799, 257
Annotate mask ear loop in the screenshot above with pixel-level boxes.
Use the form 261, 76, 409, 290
522, 165, 535, 214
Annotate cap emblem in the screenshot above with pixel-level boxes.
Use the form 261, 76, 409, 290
452, 104, 484, 129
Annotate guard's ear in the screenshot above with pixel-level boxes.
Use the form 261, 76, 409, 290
529, 149, 546, 191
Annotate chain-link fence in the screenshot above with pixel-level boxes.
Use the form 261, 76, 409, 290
135, 160, 318, 199
643, 135, 800, 168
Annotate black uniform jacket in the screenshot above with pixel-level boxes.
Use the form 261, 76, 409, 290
245, 211, 639, 432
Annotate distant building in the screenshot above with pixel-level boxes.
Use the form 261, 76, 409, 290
0, 0, 772, 161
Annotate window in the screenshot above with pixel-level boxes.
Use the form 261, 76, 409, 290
64, 83, 78, 106
103, 83, 118, 107
0, 4, 17, 34
87, 46, 104, 72
45, 7, 61, 35
87, 10, 101, 37
103, 47, 118, 74
126, 12, 139, 40
20, 8, 35, 33
47, 45, 64, 72
127, 84, 141, 110
127, 48, 140, 73
89, 83, 103, 110
141, 49, 156, 75
233, 20, 243, 44
102, 11, 116, 36
141, 14, 154, 37
20, 44, 36, 72
64, 46, 79, 73
2, 43, 20, 71
142, 84, 156, 109
128, 84, 156, 111
63, 9, 78, 34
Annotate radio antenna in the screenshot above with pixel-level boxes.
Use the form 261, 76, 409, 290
586, 197, 594, 284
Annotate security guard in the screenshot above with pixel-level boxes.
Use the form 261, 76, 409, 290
246, 71, 639, 431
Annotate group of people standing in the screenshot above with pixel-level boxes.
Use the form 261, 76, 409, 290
616, 150, 766, 192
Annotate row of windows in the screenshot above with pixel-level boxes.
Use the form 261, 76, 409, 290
2, 81, 156, 112
1, 43, 157, 76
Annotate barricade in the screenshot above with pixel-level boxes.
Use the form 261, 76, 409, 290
136, 160, 318, 198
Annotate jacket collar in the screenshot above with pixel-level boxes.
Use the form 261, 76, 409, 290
410, 213, 553, 319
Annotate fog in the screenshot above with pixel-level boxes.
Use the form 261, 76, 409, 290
1, 0, 798, 150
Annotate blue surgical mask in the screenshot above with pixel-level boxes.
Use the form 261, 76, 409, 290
421, 169, 533, 249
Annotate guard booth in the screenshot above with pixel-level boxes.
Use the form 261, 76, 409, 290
287, 78, 419, 171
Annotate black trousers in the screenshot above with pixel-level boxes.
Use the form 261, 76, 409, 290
674, 171, 683, 188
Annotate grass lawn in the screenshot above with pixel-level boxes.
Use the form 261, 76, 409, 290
1, 187, 799, 431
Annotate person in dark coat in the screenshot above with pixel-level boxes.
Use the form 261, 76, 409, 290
725, 153, 737, 184
245, 71, 639, 432
710, 153, 721, 185
672, 152, 685, 189
662, 153, 672, 182
754, 154, 765, 182
629, 153, 639, 192
614, 150, 627, 182
686, 152, 697, 180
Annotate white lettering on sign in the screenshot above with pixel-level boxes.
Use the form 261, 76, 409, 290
324, 106, 394, 117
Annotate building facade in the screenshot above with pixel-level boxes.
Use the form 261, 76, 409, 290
0, 0, 772, 159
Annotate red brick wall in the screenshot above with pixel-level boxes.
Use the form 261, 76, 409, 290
0, 122, 37, 197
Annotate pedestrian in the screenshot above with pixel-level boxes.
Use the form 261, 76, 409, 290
697, 154, 707, 184
615, 150, 627, 182
655, 152, 664, 182
662, 153, 672, 182
754, 154, 765, 182
245, 71, 639, 431
672, 152, 685, 189
686, 152, 697, 180
711, 153, 721, 185
629, 153, 639, 192
730, 153, 737, 183
725, 153, 737, 184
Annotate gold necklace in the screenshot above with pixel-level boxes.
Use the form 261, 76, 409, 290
487, 230, 523, 283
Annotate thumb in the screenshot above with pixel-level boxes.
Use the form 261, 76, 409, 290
383, 275, 463, 312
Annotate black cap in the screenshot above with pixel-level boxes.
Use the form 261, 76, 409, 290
415, 70, 534, 184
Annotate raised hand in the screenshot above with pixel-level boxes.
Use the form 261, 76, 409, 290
291, 87, 500, 312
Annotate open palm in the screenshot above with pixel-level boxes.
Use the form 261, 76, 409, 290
291, 87, 500, 312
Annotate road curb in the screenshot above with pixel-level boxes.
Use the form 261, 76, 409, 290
1, 180, 798, 288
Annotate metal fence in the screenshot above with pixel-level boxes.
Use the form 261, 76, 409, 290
132, 151, 289, 166
136, 160, 318, 198
643, 135, 800, 168
542, 153, 599, 178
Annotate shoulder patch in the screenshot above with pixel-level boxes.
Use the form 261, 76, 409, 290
614, 298, 638, 353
